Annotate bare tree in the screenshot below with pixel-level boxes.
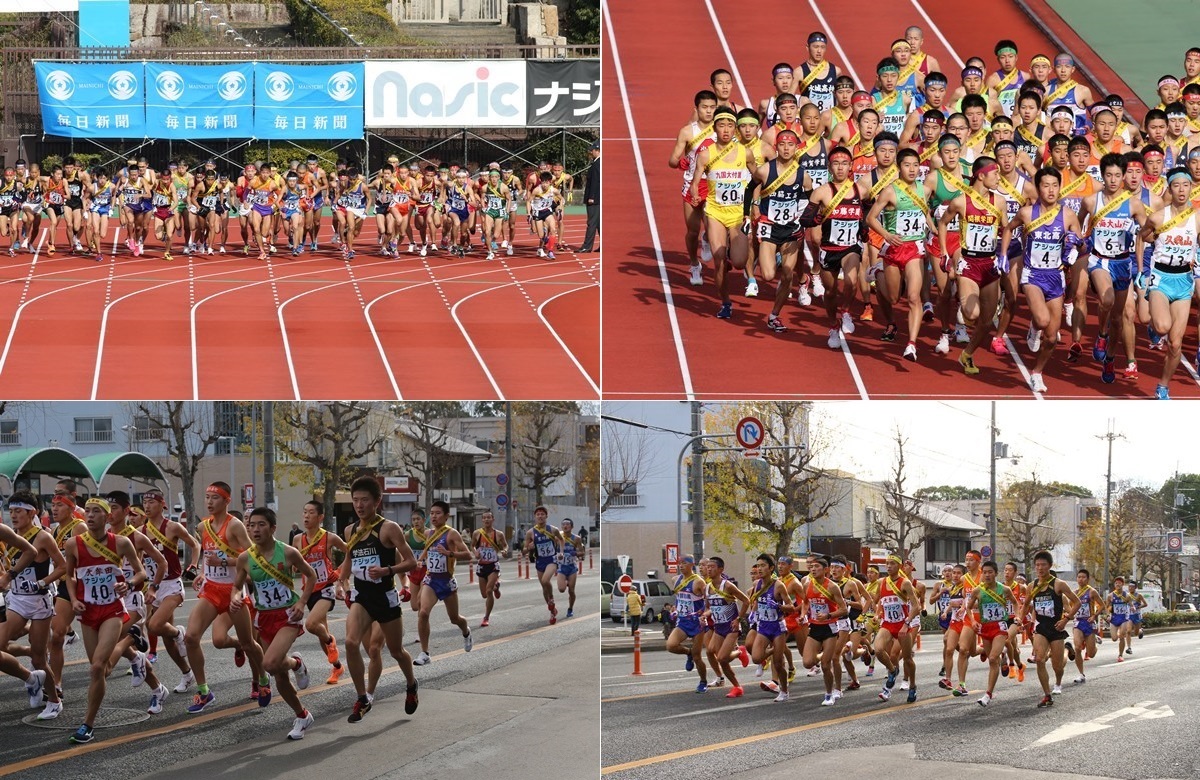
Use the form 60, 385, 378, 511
513, 402, 575, 506
127, 402, 221, 532
997, 473, 1065, 568
872, 429, 928, 560
600, 419, 652, 512
394, 402, 465, 515
275, 402, 391, 527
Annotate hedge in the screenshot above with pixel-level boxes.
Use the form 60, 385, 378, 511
283, 0, 414, 47
1138, 610, 1200, 628
38, 153, 106, 172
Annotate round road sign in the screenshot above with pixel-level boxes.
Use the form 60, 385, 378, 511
496, 473, 509, 486
981, 545, 993, 559
495, 493, 509, 508
617, 574, 634, 594
1168, 533, 1183, 552
735, 416, 766, 450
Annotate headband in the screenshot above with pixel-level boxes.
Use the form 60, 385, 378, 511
974, 162, 999, 178
875, 136, 899, 148
1168, 169, 1191, 183
807, 32, 826, 45
1107, 96, 1124, 107
1049, 136, 1070, 147
938, 133, 962, 148
776, 129, 799, 143
1143, 149, 1164, 159
891, 41, 911, 52
923, 112, 946, 125
828, 148, 852, 161
1186, 94, 1200, 103
1054, 54, 1075, 66
878, 64, 900, 75
1168, 109, 1187, 119
996, 46, 1017, 56
993, 140, 1018, 153
962, 66, 984, 79
52, 495, 76, 508
206, 485, 232, 500
925, 74, 947, 87
886, 554, 903, 564
1126, 160, 1144, 170
85, 497, 112, 513
1189, 147, 1200, 160
1050, 106, 1074, 118
852, 91, 872, 103
773, 65, 793, 77
129, 506, 147, 518
737, 116, 760, 127
966, 552, 982, 561
777, 94, 798, 106
1030, 55, 1051, 67
143, 489, 165, 501
7, 501, 35, 512
1160, 76, 1180, 88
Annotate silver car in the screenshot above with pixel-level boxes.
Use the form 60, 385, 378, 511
609, 578, 673, 623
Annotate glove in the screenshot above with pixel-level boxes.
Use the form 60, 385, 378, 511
994, 252, 1010, 275
741, 216, 752, 235
188, 204, 199, 214
908, 616, 922, 628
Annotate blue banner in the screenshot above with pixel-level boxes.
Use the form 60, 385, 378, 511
253, 63, 364, 140
144, 63, 254, 139
35, 61, 145, 138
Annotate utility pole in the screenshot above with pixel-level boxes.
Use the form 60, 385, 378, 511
1097, 420, 1124, 588
504, 402, 514, 540
263, 402, 275, 510
990, 402, 997, 559
690, 401, 705, 558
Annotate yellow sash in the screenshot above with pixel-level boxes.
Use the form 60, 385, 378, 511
144, 519, 172, 550
994, 68, 1020, 94
81, 532, 122, 566
895, 180, 931, 220
5, 525, 40, 564
249, 544, 295, 591
996, 173, 1027, 206
759, 156, 802, 199
964, 187, 1006, 223
1060, 172, 1089, 198
798, 60, 829, 93
202, 519, 240, 560
939, 168, 970, 195
918, 144, 940, 165
808, 575, 835, 601
1092, 189, 1133, 224
1026, 204, 1062, 233
1158, 203, 1196, 236
299, 528, 326, 557
685, 122, 714, 153
1045, 78, 1078, 106
896, 57, 921, 86
702, 141, 739, 175
820, 178, 857, 218
673, 572, 701, 594
1017, 124, 1043, 150
54, 517, 81, 550
965, 127, 989, 150
873, 90, 901, 113
869, 166, 899, 200
346, 515, 385, 550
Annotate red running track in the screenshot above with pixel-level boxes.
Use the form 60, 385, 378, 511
0, 219, 598, 400
603, 0, 1199, 399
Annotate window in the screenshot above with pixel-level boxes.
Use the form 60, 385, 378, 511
928, 537, 969, 563
604, 481, 639, 507
646, 581, 671, 597
73, 417, 113, 444
437, 462, 475, 491
131, 415, 166, 442
0, 420, 17, 446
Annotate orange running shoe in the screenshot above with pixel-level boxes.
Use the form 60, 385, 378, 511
861, 306, 874, 322
1017, 665, 1025, 682
47, 244, 56, 255
324, 636, 339, 666
326, 664, 344, 685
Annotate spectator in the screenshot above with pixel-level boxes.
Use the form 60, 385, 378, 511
625, 587, 643, 635
287, 522, 302, 544
579, 140, 600, 252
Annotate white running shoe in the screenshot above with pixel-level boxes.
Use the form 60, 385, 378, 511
773, 691, 790, 703
689, 263, 703, 286
1051, 683, 1063, 695
954, 323, 970, 343
1026, 324, 1042, 353
420, 245, 428, 257
464, 631, 474, 652
796, 285, 812, 306
935, 333, 951, 354
827, 328, 841, 349
500, 240, 508, 249
408, 243, 416, 253
841, 311, 855, 334
832, 688, 843, 701
903, 343, 918, 361
147, 684, 169, 714
978, 692, 993, 707
174, 629, 188, 660
506, 245, 513, 256
745, 277, 759, 297
486, 250, 495, 261
287, 710, 314, 740
131, 651, 147, 688
37, 700, 63, 720
806, 666, 820, 677
1073, 675, 1086, 684
900, 680, 910, 690
754, 664, 765, 679
537, 248, 547, 258
413, 651, 432, 666
821, 694, 835, 706
1064, 301, 1074, 324
174, 669, 196, 694
700, 234, 712, 262
1030, 373, 1048, 393
811, 274, 825, 297
25, 669, 45, 708
292, 654, 309, 690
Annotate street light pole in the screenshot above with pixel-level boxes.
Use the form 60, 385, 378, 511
218, 436, 235, 505
676, 433, 734, 553
1097, 420, 1123, 588
990, 402, 997, 559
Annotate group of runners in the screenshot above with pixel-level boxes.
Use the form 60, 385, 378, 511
665, 549, 1148, 709
1, 155, 580, 264
672, 28, 1200, 396
0, 477, 583, 744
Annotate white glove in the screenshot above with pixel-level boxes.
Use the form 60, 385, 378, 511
188, 204, 199, 214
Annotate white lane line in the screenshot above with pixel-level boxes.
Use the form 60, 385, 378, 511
654, 699, 774, 720
838, 330, 870, 400
1096, 654, 1163, 668
536, 284, 602, 396
702, 0, 751, 106
1003, 333, 1043, 399
806, 0, 864, 88
909, 0, 967, 70
605, 0, 696, 399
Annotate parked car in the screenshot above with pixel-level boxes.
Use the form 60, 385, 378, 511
600, 580, 613, 615
609, 578, 672, 623
1177, 602, 1197, 613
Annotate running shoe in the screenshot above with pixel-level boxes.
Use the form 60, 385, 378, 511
954, 323, 970, 344
464, 631, 473, 652
788, 668, 797, 683
938, 677, 952, 690
187, 691, 216, 713
716, 301, 733, 319
1101, 358, 1116, 384
805, 666, 819, 677
494, 582, 501, 599
1155, 385, 1170, 400
978, 692, 993, 707
95, 253, 104, 262
174, 670, 196, 693
885, 669, 898, 689
1026, 324, 1042, 353
861, 304, 875, 322
841, 311, 855, 334
1073, 674, 1086, 684
935, 332, 951, 354
148, 684, 169, 714
1017, 666, 1025, 682
699, 234, 712, 262
235, 647, 246, 667
1064, 301, 1074, 323
37, 700, 62, 721
738, 645, 750, 667
812, 275, 825, 297
881, 324, 897, 342
1001, 659, 1010, 678
348, 695, 372, 723
953, 683, 968, 696
685, 655, 695, 672
959, 352, 980, 375
258, 681, 272, 707
903, 343, 918, 362
710, 676, 725, 688
1148, 325, 1163, 349
420, 245, 428, 257
25, 669, 45, 708
878, 686, 891, 701
726, 686, 744, 699
326, 664, 344, 685
480, 618, 490, 628
695, 681, 708, 693
1117, 654, 1124, 662
70, 725, 95, 744
773, 691, 790, 702
921, 302, 934, 323
324, 636, 339, 666
1127, 646, 1134, 655
846, 681, 861, 691
938, 666, 946, 677
821, 693, 835, 706
767, 314, 787, 333
796, 285, 812, 306
1092, 335, 1109, 362
907, 688, 917, 703
832, 688, 843, 701
759, 680, 779, 693
745, 277, 759, 297
1066, 342, 1082, 363
900, 680, 910, 690
131, 651, 147, 688
990, 336, 1009, 355
689, 264, 703, 286
129, 625, 149, 653
506, 245, 513, 256
1030, 373, 1048, 393
1064, 641, 1076, 662
287, 710, 314, 740
292, 655, 309, 690
566, 608, 574, 618
404, 682, 419, 714
1037, 694, 1053, 708
1051, 684, 1063, 695
827, 328, 841, 349
414, 651, 432, 666
147, 652, 157, 664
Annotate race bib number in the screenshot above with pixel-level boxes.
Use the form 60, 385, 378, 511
677, 597, 697, 617
254, 581, 293, 611
896, 208, 925, 238
1034, 594, 1055, 618
204, 550, 232, 583
808, 600, 830, 622
756, 222, 772, 240
880, 595, 905, 623
965, 221, 997, 254
536, 540, 556, 558
153, 193, 170, 207
1029, 239, 1062, 269
767, 198, 799, 225
427, 549, 448, 574
478, 546, 498, 564
396, 191, 410, 204
202, 195, 218, 208
12, 567, 41, 594
79, 565, 119, 605
310, 558, 328, 583
49, 192, 64, 205
712, 602, 737, 623
143, 557, 158, 581
420, 192, 434, 204
808, 168, 830, 187
1093, 226, 1127, 256
714, 181, 742, 206
755, 601, 778, 622
830, 219, 858, 247
981, 601, 1007, 623
487, 196, 503, 211
351, 554, 381, 583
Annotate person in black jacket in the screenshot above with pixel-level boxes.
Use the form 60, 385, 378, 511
580, 141, 600, 252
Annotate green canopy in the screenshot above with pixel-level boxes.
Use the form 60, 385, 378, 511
0, 447, 92, 487
80, 452, 169, 488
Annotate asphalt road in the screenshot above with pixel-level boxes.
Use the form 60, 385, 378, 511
0, 563, 598, 780
601, 625, 1200, 780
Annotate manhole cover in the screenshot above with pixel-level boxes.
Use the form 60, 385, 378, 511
24, 706, 150, 730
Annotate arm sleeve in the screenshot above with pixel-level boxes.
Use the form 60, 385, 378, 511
742, 178, 760, 218
798, 200, 824, 229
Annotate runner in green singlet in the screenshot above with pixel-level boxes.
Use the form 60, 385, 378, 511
962, 560, 1015, 706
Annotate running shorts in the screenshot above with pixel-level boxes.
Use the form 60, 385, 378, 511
1021, 266, 1066, 301
927, 228, 960, 260
707, 204, 743, 231
252, 203, 274, 218
124, 588, 146, 618
1110, 614, 1127, 626
712, 620, 738, 637
80, 600, 127, 631
1087, 254, 1133, 292
409, 565, 428, 588
808, 622, 836, 642
978, 620, 1008, 642
533, 209, 554, 223
1035, 619, 1068, 643
1074, 619, 1094, 637
394, 201, 412, 217
47, 204, 64, 218
756, 619, 784, 640
949, 619, 965, 634
198, 581, 239, 613
484, 208, 505, 220
351, 586, 403, 624
882, 240, 924, 268
756, 220, 801, 245
282, 205, 299, 220
784, 613, 802, 634
535, 557, 557, 574
154, 206, 172, 222
1147, 267, 1193, 303
254, 606, 304, 647
880, 620, 906, 639
959, 253, 1001, 286
149, 577, 184, 607
422, 575, 458, 602
1130, 613, 1142, 624
476, 563, 498, 579
57, 581, 71, 602
834, 617, 853, 634
820, 245, 861, 273
868, 228, 885, 251
559, 563, 578, 577
7, 591, 54, 621
306, 585, 337, 611
449, 206, 470, 222
676, 615, 704, 637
